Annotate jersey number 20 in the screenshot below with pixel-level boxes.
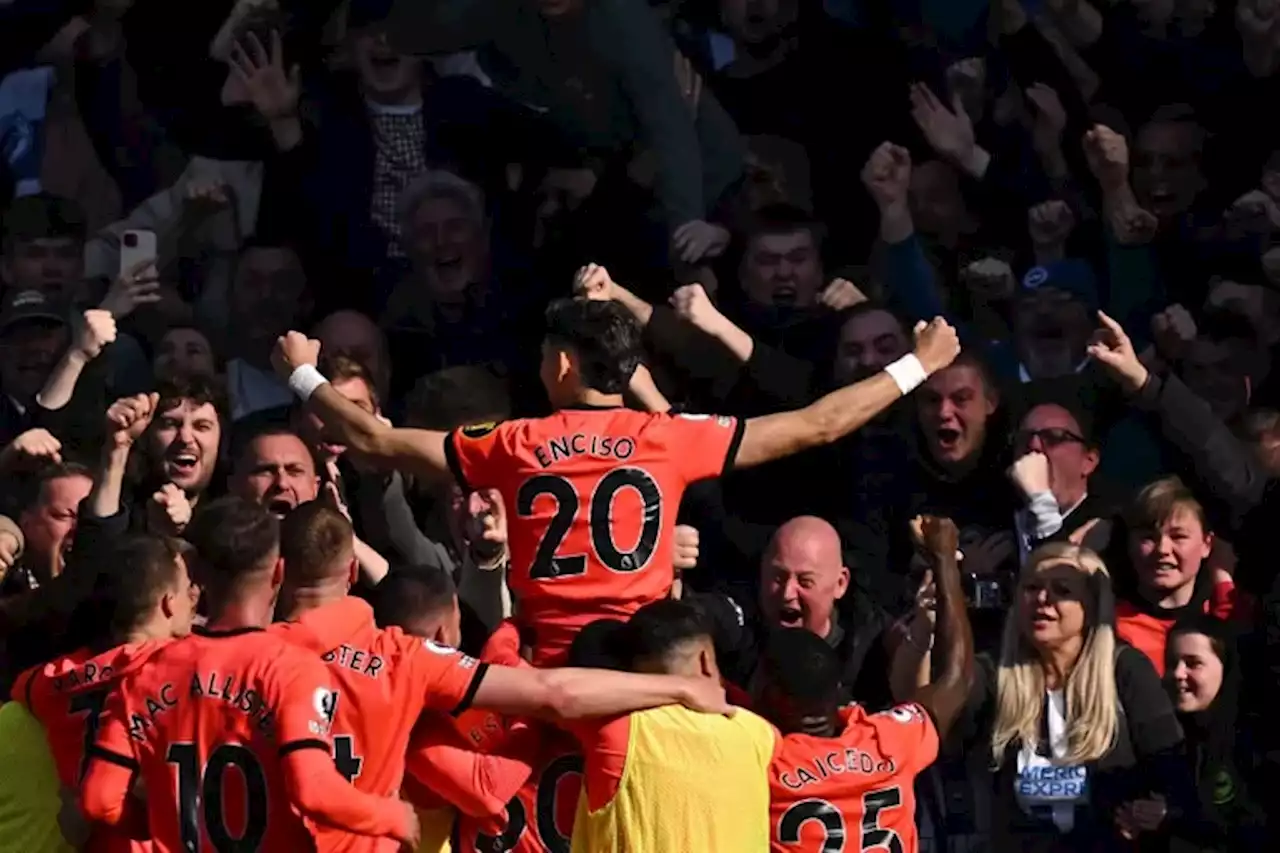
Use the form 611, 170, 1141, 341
518, 469, 661, 579
778, 787, 904, 853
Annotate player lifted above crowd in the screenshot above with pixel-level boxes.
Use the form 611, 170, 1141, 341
272, 269, 960, 665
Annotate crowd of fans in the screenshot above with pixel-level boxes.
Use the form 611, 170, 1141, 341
4, 0, 1280, 850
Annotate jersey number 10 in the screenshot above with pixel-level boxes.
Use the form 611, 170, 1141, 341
518, 469, 662, 579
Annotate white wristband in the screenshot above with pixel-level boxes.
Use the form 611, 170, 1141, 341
288, 364, 329, 401
885, 354, 928, 395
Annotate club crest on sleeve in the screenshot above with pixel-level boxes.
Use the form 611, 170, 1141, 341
311, 688, 339, 735
461, 422, 497, 439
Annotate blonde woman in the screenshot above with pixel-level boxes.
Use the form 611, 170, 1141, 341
984, 543, 1194, 851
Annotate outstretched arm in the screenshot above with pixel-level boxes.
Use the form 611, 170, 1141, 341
732, 318, 960, 469
273, 333, 454, 481
909, 517, 975, 739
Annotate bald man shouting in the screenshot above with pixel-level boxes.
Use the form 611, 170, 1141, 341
707, 516, 895, 709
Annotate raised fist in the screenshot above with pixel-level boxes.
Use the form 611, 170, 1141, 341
71, 309, 118, 361
573, 263, 617, 302
669, 283, 721, 331
149, 483, 193, 535
912, 317, 962, 375
861, 142, 912, 209
673, 525, 699, 570
105, 393, 159, 449
1009, 450, 1052, 499
1149, 303, 1197, 362
1083, 125, 1130, 192
271, 331, 321, 381
1028, 200, 1077, 248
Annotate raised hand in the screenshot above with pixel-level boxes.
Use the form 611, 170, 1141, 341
182, 179, 232, 222
669, 283, 722, 331
1108, 203, 1159, 245
962, 258, 1017, 303
910, 83, 977, 169
1149, 303, 1197, 362
226, 30, 300, 120
1083, 125, 1130, 192
105, 393, 159, 449
1087, 311, 1149, 393
860, 142, 912, 210
271, 331, 321, 380
672, 220, 731, 264
1009, 450, 1052, 499
100, 258, 162, 319
1026, 83, 1067, 152
149, 483, 193, 535
817, 278, 869, 312
912, 317, 962, 375
1028, 200, 1076, 251
911, 515, 961, 558
573, 263, 617, 302
71, 309, 118, 362
4, 428, 63, 467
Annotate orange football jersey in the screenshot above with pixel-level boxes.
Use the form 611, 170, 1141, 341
270, 597, 490, 853
769, 703, 939, 853
84, 626, 405, 853
446, 408, 743, 665
454, 729, 582, 853
12, 642, 165, 853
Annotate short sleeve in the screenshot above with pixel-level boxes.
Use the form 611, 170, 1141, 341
267, 647, 339, 753
88, 686, 139, 773
444, 421, 512, 492
862, 703, 940, 776
408, 637, 489, 716
1115, 645, 1183, 758
668, 413, 744, 483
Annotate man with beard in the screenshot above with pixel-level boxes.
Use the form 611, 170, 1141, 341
141, 376, 225, 508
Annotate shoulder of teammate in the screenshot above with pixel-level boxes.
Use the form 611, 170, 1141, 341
479, 618, 525, 667
662, 412, 745, 482
389, 628, 488, 716
847, 701, 940, 773
274, 597, 374, 652
262, 639, 343, 752
444, 419, 520, 491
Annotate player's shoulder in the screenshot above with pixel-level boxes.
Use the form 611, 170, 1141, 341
840, 702, 933, 741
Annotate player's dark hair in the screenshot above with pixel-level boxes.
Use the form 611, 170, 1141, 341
184, 497, 280, 589
372, 565, 458, 630
543, 299, 642, 395
279, 501, 353, 586
567, 618, 628, 670
96, 534, 192, 641
624, 599, 715, 672
155, 373, 230, 427
761, 628, 842, 706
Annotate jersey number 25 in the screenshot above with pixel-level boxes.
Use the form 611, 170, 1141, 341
778, 787, 904, 853
518, 469, 661, 579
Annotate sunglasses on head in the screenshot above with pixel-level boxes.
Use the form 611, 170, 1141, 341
1012, 427, 1085, 450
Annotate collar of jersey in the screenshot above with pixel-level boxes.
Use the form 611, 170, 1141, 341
561, 403, 623, 411
193, 625, 265, 638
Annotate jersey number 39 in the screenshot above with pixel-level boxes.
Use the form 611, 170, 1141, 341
517, 468, 661, 579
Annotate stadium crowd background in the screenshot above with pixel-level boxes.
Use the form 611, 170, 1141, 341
3, 0, 1280, 850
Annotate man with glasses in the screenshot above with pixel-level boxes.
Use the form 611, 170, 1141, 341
1009, 399, 1112, 561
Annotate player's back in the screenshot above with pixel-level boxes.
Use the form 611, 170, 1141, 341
447, 409, 743, 664
768, 703, 940, 853
108, 628, 340, 853
14, 643, 164, 853
455, 726, 582, 853
272, 598, 488, 853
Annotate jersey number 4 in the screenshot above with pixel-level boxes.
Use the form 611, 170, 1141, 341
168, 742, 268, 852
778, 787, 904, 853
518, 469, 661, 579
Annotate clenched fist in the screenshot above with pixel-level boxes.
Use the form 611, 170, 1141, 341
1083, 125, 1130, 192
1009, 451, 1052, 499
271, 331, 321, 381
573, 263, 617, 302
861, 142, 912, 210
71, 309, 118, 361
673, 525, 699, 570
106, 393, 159, 449
912, 317, 962, 375
669, 283, 722, 331
1149, 303, 1197, 362
1028, 200, 1077, 250
149, 483, 193, 535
